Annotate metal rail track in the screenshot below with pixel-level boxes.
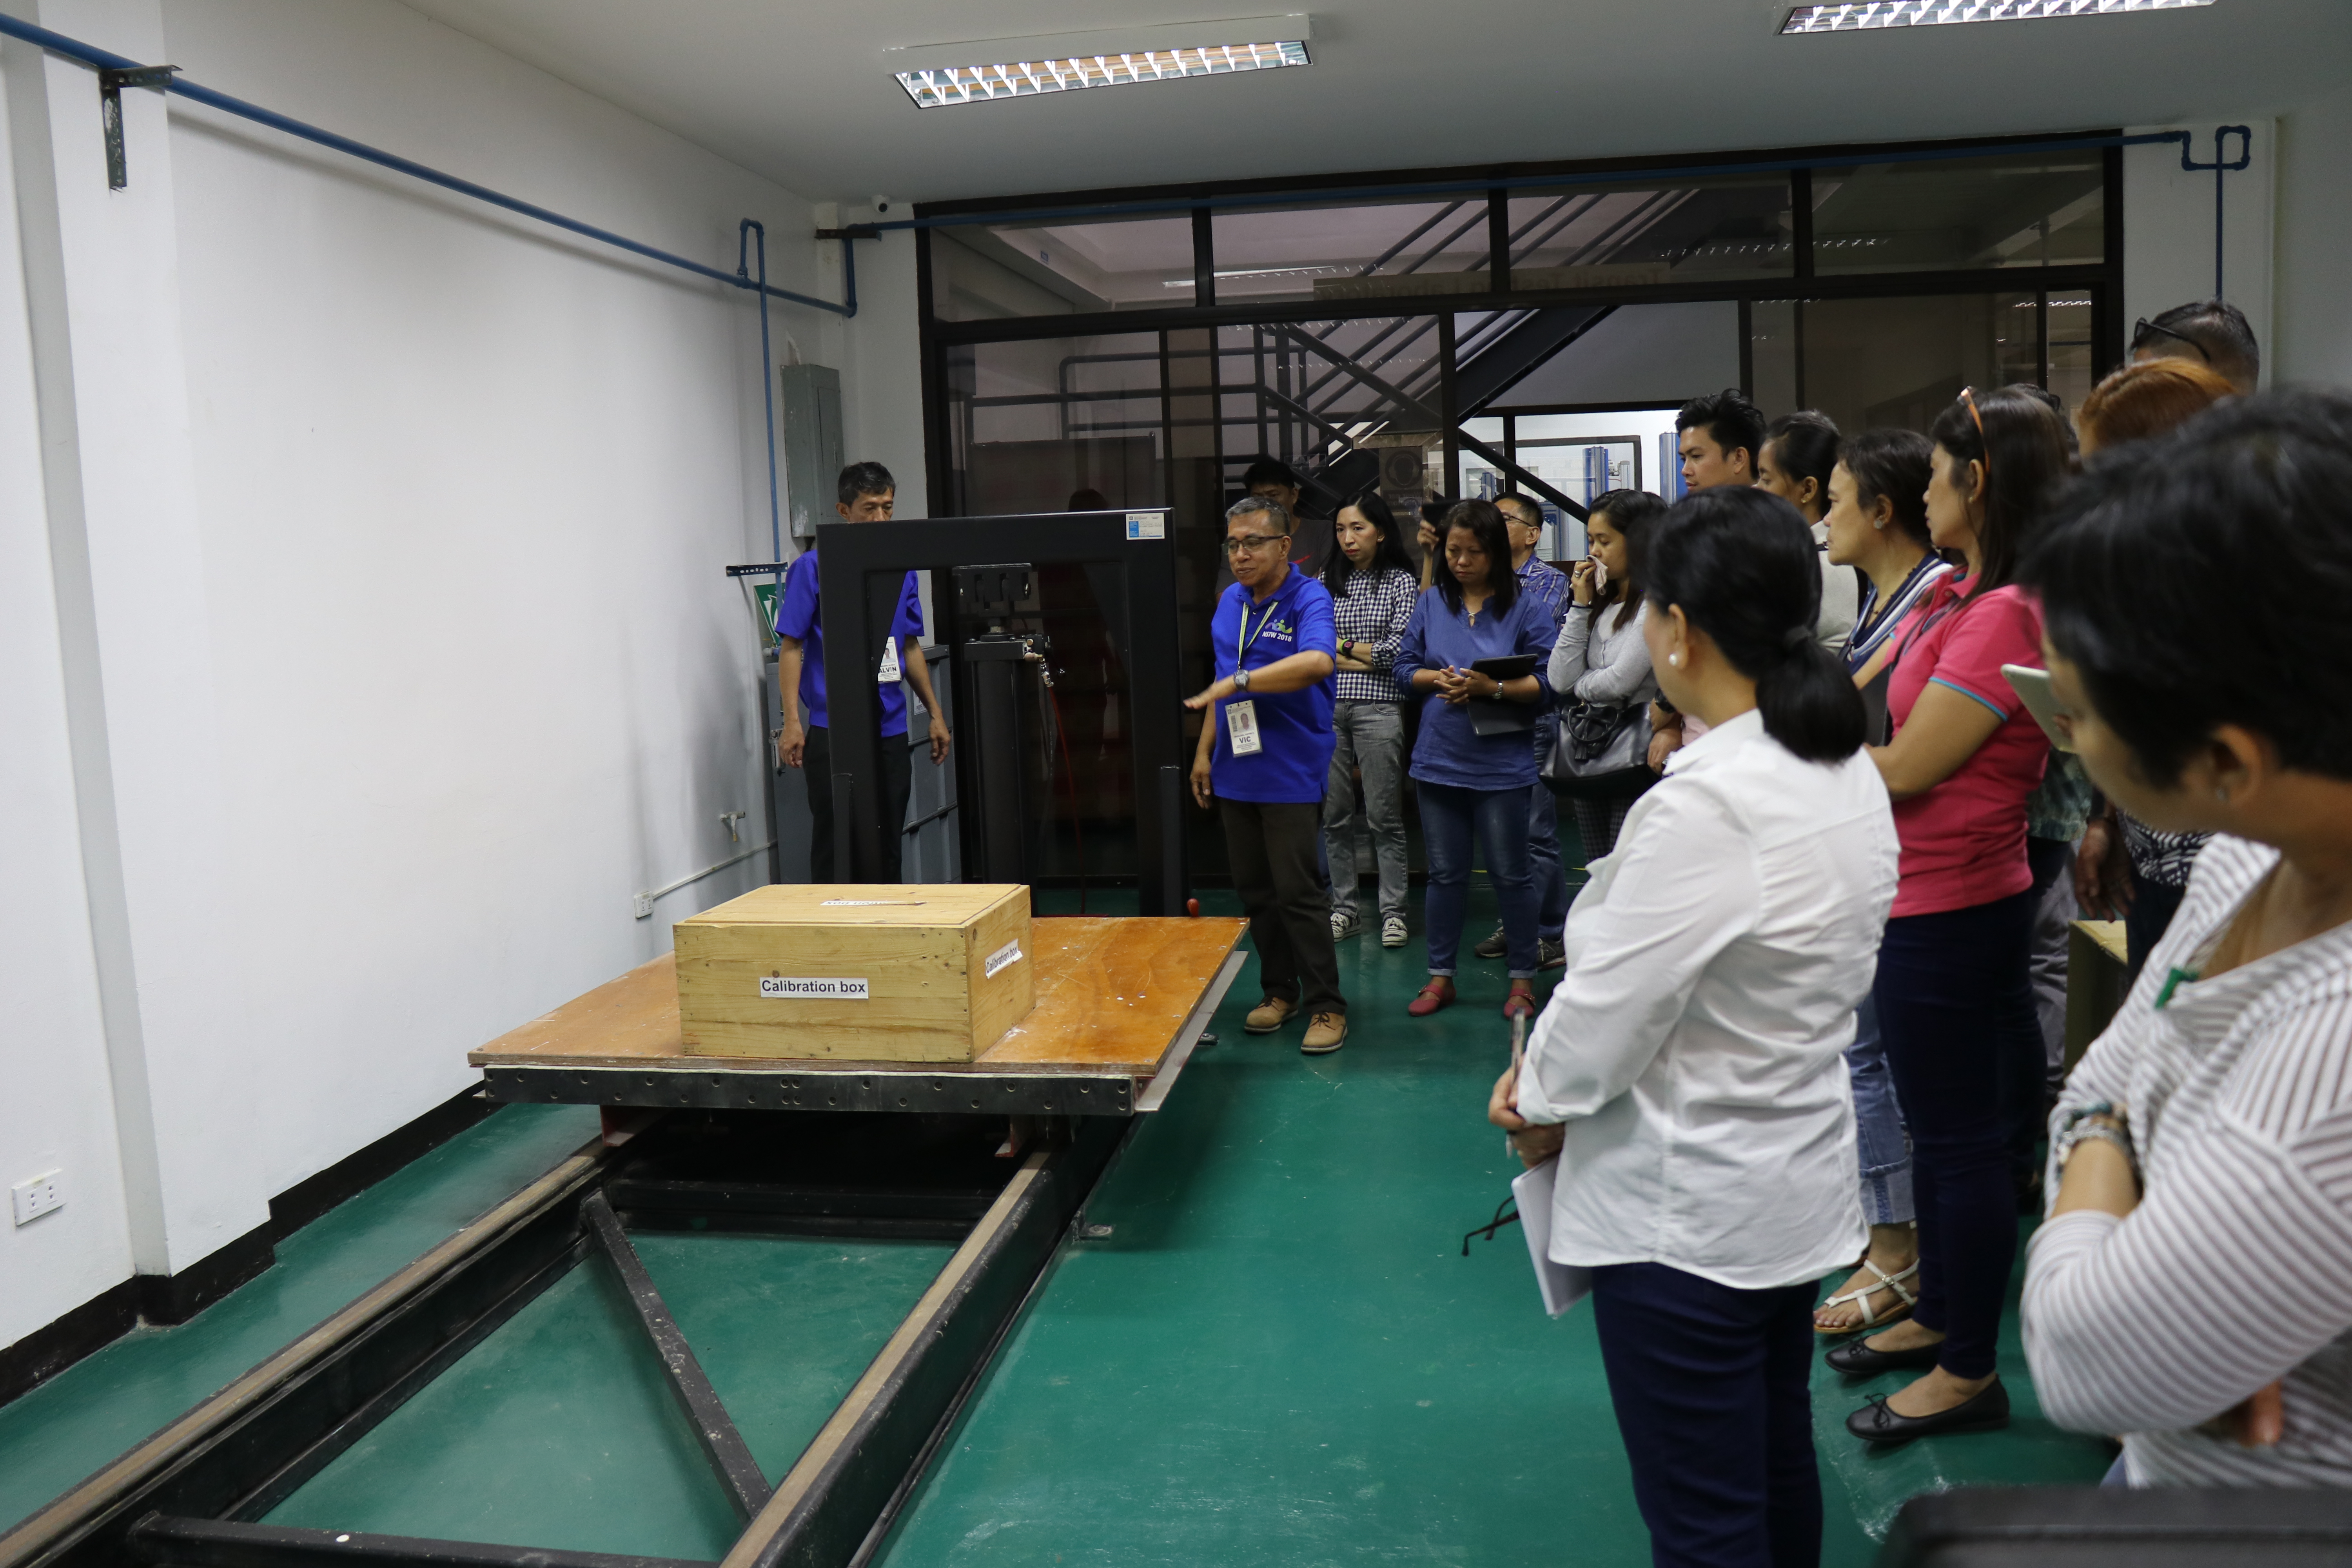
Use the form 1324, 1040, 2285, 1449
2, 1113, 1128, 1568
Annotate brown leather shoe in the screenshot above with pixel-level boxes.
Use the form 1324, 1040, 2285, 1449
1244, 996, 1297, 1034
1301, 1012, 1347, 1054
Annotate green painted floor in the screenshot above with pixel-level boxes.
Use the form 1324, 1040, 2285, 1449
874, 884, 2114, 1567
1, 880, 2114, 1565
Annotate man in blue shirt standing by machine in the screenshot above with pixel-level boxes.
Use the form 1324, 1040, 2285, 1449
774, 462, 951, 882
1185, 495, 1348, 1054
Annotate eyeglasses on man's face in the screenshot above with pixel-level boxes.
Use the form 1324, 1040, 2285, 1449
1222, 533, 1290, 557
2131, 317, 2212, 363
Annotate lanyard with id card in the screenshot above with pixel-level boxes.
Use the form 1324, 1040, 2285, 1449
1226, 595, 1280, 757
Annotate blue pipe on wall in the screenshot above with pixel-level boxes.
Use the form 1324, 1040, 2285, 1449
0, 11, 857, 318
739, 220, 782, 562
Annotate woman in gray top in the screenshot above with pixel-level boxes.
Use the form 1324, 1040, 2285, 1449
1548, 490, 1665, 861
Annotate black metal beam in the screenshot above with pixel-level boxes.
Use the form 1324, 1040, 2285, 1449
479, 1066, 1136, 1118
606, 1179, 995, 1227
927, 263, 2119, 347
127, 1515, 712, 1568
581, 1194, 772, 1524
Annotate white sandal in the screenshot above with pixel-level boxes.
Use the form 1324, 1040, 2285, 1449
1813, 1258, 1919, 1335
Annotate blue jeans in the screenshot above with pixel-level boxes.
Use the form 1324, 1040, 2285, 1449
1846, 990, 1915, 1227
1417, 779, 1538, 978
1591, 1263, 1822, 1568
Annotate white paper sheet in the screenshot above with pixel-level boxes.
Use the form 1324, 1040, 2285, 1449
1511, 1158, 1593, 1318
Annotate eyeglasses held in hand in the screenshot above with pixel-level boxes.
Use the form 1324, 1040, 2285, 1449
1222, 534, 1290, 557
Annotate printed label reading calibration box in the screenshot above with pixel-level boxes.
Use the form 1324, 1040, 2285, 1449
983, 939, 1024, 980
759, 976, 869, 1000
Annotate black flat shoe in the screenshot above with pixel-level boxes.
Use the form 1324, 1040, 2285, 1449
1845, 1377, 2010, 1445
1824, 1336, 1944, 1376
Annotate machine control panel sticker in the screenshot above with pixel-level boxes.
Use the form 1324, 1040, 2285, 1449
1125, 512, 1165, 541
760, 976, 869, 1000
984, 939, 1024, 979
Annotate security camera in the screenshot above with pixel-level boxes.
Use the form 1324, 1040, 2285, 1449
872, 195, 893, 215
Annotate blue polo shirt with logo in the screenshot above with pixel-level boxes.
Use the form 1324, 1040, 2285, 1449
773, 548, 925, 737
1208, 567, 1338, 803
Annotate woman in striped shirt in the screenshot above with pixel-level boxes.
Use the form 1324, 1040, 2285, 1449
2023, 389, 2352, 1486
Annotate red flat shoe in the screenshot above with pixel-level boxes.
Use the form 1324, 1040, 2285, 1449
1406, 977, 1455, 1017
1502, 981, 1537, 1020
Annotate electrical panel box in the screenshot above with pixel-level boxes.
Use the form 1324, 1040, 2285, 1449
780, 363, 844, 541
675, 883, 1033, 1061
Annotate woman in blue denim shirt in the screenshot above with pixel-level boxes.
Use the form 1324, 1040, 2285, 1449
1395, 500, 1558, 1020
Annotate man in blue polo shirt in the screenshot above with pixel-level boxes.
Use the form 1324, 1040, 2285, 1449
774, 461, 951, 882
1185, 495, 1348, 1054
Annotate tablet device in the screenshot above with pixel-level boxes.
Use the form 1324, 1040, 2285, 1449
2001, 664, 2074, 753
1470, 654, 1537, 681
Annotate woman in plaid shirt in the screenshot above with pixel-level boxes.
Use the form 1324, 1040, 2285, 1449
1321, 495, 1421, 948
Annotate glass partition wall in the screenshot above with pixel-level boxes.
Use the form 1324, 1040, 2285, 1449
917, 136, 2125, 883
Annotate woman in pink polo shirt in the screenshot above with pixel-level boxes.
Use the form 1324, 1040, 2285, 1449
1827, 386, 2073, 1445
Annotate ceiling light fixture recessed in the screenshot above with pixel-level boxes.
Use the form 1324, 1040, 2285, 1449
1780, 0, 2212, 33
886, 15, 1311, 109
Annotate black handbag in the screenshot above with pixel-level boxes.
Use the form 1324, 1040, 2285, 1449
1541, 698, 1652, 799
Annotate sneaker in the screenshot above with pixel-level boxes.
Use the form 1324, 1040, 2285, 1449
1538, 938, 1566, 971
1330, 909, 1363, 942
1473, 924, 1508, 960
1502, 980, 1537, 1020
1381, 915, 1408, 948
1407, 977, 1456, 1017
1301, 1013, 1348, 1054
1244, 996, 1296, 1034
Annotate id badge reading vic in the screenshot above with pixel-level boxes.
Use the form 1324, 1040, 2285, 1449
1225, 699, 1263, 757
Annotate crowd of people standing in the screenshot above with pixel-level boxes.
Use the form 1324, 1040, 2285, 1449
1189, 298, 2352, 1564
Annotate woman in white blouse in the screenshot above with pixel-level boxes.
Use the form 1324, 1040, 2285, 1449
1491, 486, 1898, 1565
2023, 390, 2352, 1488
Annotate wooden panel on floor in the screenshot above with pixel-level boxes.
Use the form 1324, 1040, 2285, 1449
469, 916, 1249, 1080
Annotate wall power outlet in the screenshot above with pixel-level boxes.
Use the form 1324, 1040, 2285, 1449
11, 1170, 63, 1225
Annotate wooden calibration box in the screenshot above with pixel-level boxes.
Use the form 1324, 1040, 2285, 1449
674, 884, 1033, 1062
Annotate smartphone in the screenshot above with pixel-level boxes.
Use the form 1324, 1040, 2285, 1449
2002, 664, 2075, 753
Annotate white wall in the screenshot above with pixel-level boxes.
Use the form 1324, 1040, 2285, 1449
0, 0, 925, 1349
0, 34, 136, 1343
2274, 92, 2352, 387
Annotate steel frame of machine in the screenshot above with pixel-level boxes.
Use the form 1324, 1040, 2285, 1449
0, 1115, 1133, 1568
812, 511, 1187, 902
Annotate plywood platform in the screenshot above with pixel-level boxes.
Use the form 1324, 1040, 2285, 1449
470, 916, 1249, 1117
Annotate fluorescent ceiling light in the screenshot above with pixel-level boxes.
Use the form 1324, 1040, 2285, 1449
887, 15, 1311, 109
1781, 0, 2212, 32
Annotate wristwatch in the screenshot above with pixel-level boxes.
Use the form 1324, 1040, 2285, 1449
1233, 666, 1252, 691
2054, 1101, 2136, 1174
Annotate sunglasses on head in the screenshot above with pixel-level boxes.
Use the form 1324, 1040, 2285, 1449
2131, 317, 2213, 363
